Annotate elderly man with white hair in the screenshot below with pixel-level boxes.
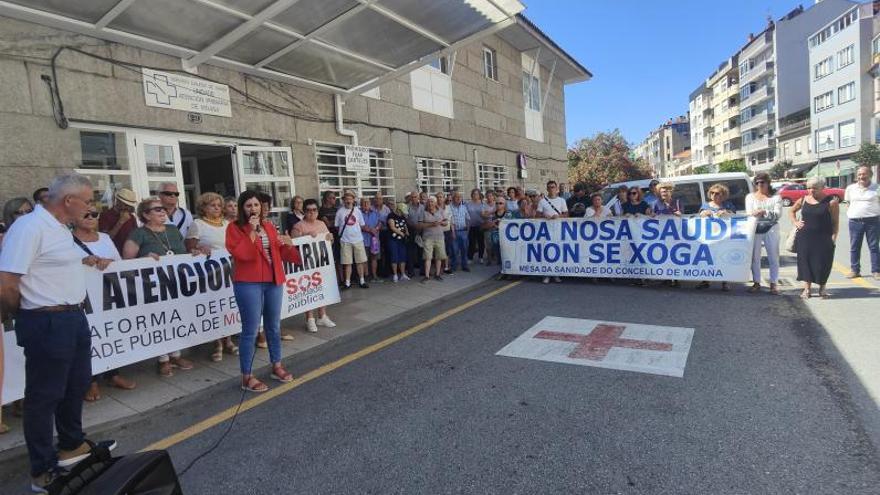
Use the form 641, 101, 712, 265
0, 173, 117, 493
843, 165, 880, 280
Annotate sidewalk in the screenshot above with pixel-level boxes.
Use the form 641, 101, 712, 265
0, 264, 500, 454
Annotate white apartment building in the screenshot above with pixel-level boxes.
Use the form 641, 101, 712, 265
633, 117, 690, 178
688, 83, 712, 168
808, 3, 876, 186
734, 0, 857, 173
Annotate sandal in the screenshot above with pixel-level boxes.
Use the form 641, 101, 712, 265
271, 365, 294, 383
84, 382, 101, 402
211, 343, 223, 363
109, 375, 136, 390
223, 339, 239, 356
280, 333, 295, 341
241, 376, 268, 393
158, 361, 173, 377
819, 290, 831, 299
800, 289, 811, 300
747, 283, 761, 293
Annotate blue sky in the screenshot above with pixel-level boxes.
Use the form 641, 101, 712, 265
523, 0, 806, 147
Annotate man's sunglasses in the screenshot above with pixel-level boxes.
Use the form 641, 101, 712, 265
159, 191, 180, 197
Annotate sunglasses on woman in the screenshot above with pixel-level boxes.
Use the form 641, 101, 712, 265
83, 211, 100, 219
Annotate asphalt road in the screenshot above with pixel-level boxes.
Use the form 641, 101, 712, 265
42, 281, 878, 493
1, 208, 878, 494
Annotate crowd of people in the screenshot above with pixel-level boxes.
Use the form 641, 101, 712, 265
0, 168, 877, 491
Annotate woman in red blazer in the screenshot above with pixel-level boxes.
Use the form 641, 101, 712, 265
226, 190, 301, 392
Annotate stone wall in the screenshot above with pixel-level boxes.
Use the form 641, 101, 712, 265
0, 16, 571, 204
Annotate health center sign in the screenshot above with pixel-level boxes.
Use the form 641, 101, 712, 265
500, 216, 756, 282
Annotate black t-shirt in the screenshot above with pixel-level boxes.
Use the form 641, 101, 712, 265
567, 195, 590, 218
319, 205, 338, 234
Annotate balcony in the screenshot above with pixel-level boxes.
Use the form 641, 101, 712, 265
741, 134, 772, 154
740, 109, 774, 132
741, 85, 773, 106
779, 117, 809, 137
739, 58, 774, 86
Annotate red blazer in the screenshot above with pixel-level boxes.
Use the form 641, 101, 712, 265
226, 221, 301, 285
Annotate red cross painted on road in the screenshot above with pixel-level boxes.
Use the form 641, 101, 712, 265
534, 324, 673, 361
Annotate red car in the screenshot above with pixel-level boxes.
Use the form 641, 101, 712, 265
777, 183, 845, 206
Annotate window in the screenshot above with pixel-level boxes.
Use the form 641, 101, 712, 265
839, 120, 856, 148
810, 9, 858, 48
838, 81, 856, 104
702, 179, 749, 211
740, 106, 755, 123
482, 47, 498, 81
416, 158, 461, 194
783, 142, 791, 159
816, 126, 835, 152
522, 71, 541, 111
795, 139, 803, 155
675, 182, 703, 215
740, 82, 756, 101
874, 35, 880, 56
316, 145, 395, 199
427, 56, 449, 75
477, 164, 508, 191
837, 45, 855, 68
76, 131, 132, 208
723, 141, 731, 153
739, 59, 754, 77
814, 56, 833, 80
814, 91, 834, 113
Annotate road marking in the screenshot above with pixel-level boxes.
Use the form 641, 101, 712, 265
496, 317, 694, 378
832, 262, 875, 289
141, 281, 522, 452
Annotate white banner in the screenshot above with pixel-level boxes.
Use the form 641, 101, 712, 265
1, 237, 339, 404
142, 68, 232, 117
500, 216, 756, 282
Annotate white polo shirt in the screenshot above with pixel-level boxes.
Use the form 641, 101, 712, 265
0, 205, 87, 309
166, 207, 194, 238
844, 182, 880, 220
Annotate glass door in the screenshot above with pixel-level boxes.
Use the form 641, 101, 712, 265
235, 146, 295, 213
132, 134, 186, 208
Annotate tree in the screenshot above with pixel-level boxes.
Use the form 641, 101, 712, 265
693, 165, 710, 175
770, 161, 790, 180
568, 129, 653, 192
717, 158, 748, 174
851, 143, 880, 169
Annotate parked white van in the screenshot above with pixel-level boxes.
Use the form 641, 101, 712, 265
600, 172, 754, 215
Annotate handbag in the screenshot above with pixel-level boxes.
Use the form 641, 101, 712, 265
755, 219, 777, 235
784, 228, 798, 253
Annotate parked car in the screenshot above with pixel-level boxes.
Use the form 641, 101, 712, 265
601, 172, 754, 215
776, 183, 845, 206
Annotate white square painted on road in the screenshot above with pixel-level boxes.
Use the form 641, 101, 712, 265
496, 317, 694, 378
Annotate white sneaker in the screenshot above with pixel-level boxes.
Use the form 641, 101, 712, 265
553, 276, 562, 283
316, 316, 336, 328
392, 274, 399, 283
400, 274, 411, 281
305, 318, 318, 333
542, 277, 550, 284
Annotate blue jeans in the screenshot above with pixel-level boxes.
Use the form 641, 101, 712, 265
849, 217, 879, 274
17, 309, 91, 476
233, 282, 283, 374
451, 229, 469, 269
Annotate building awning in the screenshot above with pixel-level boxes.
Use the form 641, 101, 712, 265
497, 14, 591, 83
0, 0, 528, 94
806, 159, 857, 178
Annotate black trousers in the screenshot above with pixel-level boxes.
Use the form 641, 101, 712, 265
18, 309, 91, 476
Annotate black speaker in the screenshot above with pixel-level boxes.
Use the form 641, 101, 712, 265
57, 447, 182, 495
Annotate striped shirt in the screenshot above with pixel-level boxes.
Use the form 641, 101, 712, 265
449, 203, 470, 230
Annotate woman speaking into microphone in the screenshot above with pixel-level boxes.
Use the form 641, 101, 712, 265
226, 190, 301, 393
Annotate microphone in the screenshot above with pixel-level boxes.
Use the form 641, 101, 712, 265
251, 213, 261, 233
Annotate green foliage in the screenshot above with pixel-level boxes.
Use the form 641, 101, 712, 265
717, 159, 748, 174
770, 161, 789, 180
693, 165, 711, 175
568, 129, 653, 192
851, 143, 880, 167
